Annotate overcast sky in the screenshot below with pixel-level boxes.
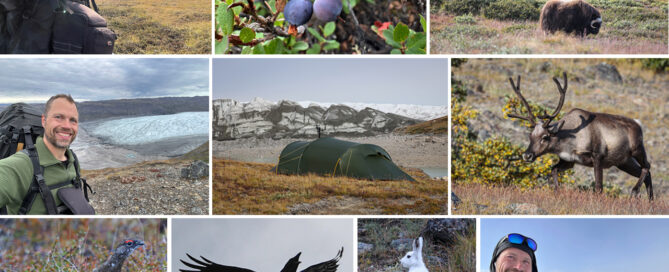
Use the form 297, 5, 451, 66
482, 218, 669, 272
0, 58, 208, 103
173, 218, 353, 272
212, 58, 447, 106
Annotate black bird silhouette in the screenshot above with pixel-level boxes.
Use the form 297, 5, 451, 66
180, 247, 343, 272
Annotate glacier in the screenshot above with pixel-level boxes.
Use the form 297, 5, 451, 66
88, 112, 209, 145
237, 97, 447, 121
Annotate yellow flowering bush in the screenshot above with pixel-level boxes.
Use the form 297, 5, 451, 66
452, 99, 575, 189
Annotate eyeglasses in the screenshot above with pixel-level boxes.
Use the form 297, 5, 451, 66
508, 233, 537, 252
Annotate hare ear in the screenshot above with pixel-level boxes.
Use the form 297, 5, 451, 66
412, 238, 418, 251
418, 237, 423, 251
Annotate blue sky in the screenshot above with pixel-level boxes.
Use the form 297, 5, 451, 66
481, 218, 669, 272
172, 218, 354, 272
0, 58, 208, 103
212, 58, 448, 106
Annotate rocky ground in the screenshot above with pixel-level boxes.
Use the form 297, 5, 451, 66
82, 159, 209, 215
213, 133, 448, 171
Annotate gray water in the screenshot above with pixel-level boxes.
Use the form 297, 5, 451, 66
420, 167, 449, 179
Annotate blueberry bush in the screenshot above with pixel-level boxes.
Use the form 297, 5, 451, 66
215, 0, 426, 54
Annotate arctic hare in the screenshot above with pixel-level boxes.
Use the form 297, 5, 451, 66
400, 237, 429, 272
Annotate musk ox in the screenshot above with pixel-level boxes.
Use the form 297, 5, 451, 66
540, 0, 602, 36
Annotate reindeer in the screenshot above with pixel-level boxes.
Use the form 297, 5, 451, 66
507, 72, 653, 200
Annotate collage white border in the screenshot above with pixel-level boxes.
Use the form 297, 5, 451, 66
1, 0, 667, 271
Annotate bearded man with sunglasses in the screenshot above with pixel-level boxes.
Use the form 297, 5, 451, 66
490, 233, 538, 272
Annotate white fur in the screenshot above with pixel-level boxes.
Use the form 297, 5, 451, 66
400, 237, 429, 272
558, 151, 581, 163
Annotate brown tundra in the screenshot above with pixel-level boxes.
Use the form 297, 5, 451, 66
507, 72, 653, 200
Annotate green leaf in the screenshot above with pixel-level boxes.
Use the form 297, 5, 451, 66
306, 43, 321, 54
240, 27, 255, 43
275, 13, 285, 27
293, 41, 309, 51
264, 38, 285, 54
382, 29, 401, 48
323, 22, 336, 37
406, 32, 426, 51
405, 47, 425, 54
253, 44, 266, 54
241, 46, 253, 54
215, 39, 228, 54
390, 48, 402, 54
322, 40, 340, 51
393, 23, 409, 43
420, 14, 426, 32
216, 3, 234, 36
308, 27, 326, 43
342, 0, 358, 14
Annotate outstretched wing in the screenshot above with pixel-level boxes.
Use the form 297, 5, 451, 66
300, 247, 343, 272
180, 253, 256, 272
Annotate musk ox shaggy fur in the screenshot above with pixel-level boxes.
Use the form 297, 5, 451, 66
540, 0, 602, 36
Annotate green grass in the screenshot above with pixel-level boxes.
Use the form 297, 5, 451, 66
97, 0, 210, 54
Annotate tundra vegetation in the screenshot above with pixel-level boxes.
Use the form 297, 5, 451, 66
96, 0, 210, 54
0, 219, 166, 271
215, 0, 426, 54
357, 219, 475, 272
451, 58, 669, 214
212, 159, 448, 214
431, 0, 668, 54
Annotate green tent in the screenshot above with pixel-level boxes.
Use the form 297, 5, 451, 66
275, 137, 415, 181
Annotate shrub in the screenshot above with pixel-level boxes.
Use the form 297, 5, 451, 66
641, 59, 669, 72
441, 0, 494, 15
451, 99, 575, 189
455, 13, 477, 24
483, 0, 542, 21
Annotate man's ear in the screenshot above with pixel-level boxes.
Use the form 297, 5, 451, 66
42, 115, 46, 127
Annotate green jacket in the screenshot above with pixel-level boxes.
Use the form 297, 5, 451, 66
0, 136, 78, 214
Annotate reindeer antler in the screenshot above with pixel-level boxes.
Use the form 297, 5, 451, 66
538, 72, 567, 128
507, 75, 537, 127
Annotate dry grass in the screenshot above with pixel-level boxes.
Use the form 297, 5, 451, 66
212, 158, 449, 215
0, 219, 166, 271
96, 0, 210, 54
453, 183, 669, 215
396, 116, 448, 135
431, 9, 668, 54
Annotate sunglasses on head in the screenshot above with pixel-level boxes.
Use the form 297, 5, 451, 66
508, 233, 537, 252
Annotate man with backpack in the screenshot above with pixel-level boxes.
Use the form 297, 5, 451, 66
0, 94, 94, 214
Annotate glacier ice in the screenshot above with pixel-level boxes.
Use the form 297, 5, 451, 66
89, 112, 209, 145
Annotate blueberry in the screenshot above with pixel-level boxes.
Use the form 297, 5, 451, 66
284, 0, 313, 26
313, 0, 342, 22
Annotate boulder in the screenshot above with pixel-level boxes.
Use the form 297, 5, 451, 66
181, 160, 209, 179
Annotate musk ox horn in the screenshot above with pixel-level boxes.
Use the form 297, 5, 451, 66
591, 17, 602, 28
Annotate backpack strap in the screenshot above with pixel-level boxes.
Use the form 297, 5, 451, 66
71, 151, 94, 201
17, 126, 58, 215
89, 0, 99, 13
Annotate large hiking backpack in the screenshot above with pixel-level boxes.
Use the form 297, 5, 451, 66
0, 103, 95, 215
0, 0, 116, 54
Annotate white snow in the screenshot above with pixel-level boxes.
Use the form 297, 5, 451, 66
89, 112, 209, 145
299, 101, 447, 121
224, 98, 447, 121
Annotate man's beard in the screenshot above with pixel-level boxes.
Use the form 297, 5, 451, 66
45, 127, 76, 149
